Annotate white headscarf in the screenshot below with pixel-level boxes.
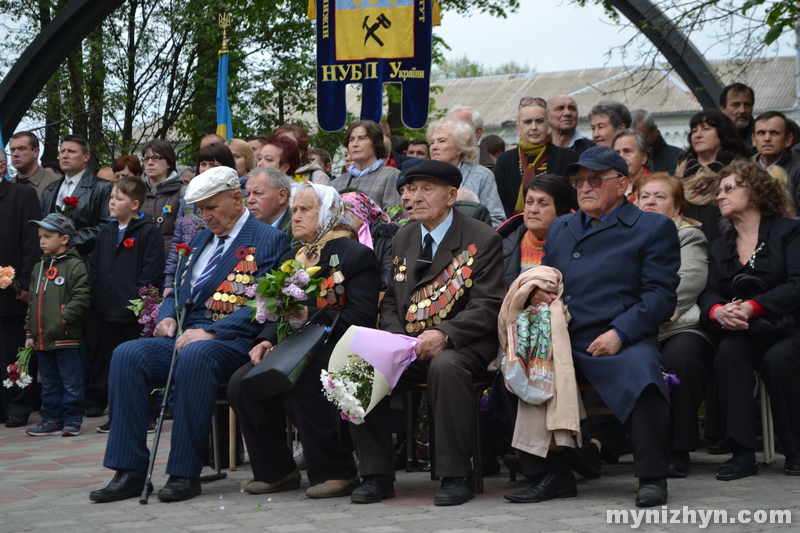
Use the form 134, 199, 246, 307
292, 182, 356, 266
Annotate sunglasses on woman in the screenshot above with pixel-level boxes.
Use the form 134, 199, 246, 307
519, 97, 547, 109
718, 182, 745, 195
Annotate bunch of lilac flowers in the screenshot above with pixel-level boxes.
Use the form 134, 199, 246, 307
248, 259, 322, 342
175, 207, 206, 244
127, 285, 163, 337
661, 366, 681, 393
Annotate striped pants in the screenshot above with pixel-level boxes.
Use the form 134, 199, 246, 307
103, 334, 250, 478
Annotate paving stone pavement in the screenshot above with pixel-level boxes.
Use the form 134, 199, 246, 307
0, 413, 797, 532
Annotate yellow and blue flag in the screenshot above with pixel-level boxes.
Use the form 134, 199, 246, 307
216, 47, 233, 141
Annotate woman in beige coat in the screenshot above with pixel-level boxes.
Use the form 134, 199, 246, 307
635, 173, 715, 478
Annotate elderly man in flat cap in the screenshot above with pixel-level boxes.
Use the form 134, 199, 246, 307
503, 146, 680, 508
350, 160, 505, 506
90, 167, 290, 503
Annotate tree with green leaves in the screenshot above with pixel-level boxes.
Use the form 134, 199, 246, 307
0, 0, 520, 166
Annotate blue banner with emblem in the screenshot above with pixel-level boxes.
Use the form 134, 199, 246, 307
310, 0, 437, 131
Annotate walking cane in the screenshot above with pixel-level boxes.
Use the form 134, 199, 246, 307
140, 300, 191, 504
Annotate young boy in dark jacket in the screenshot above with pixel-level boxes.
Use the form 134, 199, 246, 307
86, 177, 166, 430
25, 214, 91, 436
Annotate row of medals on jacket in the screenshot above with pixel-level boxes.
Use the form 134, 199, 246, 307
399, 245, 478, 334
203, 248, 259, 322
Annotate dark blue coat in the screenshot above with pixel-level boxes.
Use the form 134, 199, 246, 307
543, 200, 681, 421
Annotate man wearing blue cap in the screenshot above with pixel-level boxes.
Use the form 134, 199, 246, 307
503, 146, 680, 508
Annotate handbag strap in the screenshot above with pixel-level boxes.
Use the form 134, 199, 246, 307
303, 307, 341, 344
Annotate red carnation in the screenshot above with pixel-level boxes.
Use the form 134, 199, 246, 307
63, 196, 79, 210
234, 246, 248, 260
123, 238, 135, 249
175, 243, 192, 256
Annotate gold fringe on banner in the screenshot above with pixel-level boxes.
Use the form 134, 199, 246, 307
433, 0, 441, 26
308, 0, 316, 20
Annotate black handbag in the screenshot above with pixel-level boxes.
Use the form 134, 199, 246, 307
239, 309, 340, 401
731, 273, 795, 341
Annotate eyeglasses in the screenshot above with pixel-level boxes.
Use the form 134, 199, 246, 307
718, 182, 744, 195
142, 155, 164, 163
569, 174, 624, 189
519, 97, 547, 109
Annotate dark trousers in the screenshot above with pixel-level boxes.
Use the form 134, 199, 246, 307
85, 321, 143, 411
350, 348, 489, 479
524, 384, 669, 479
716, 330, 800, 457
661, 332, 715, 451
227, 359, 357, 486
0, 315, 39, 420
103, 335, 250, 478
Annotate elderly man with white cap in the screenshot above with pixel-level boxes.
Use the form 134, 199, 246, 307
90, 166, 290, 504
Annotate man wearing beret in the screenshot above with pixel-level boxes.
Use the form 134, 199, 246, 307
90, 167, 290, 503
350, 160, 505, 506
504, 146, 680, 507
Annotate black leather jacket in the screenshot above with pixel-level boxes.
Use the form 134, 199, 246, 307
40, 170, 113, 257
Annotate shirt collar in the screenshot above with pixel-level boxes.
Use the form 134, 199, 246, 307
271, 209, 287, 228
219, 208, 249, 244
582, 200, 626, 232
421, 207, 454, 252
568, 130, 586, 147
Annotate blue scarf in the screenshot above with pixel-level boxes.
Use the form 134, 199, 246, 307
348, 158, 384, 178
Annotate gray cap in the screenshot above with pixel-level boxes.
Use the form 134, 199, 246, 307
29, 213, 75, 239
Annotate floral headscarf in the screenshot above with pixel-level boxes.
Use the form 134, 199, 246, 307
341, 191, 391, 250
293, 181, 356, 266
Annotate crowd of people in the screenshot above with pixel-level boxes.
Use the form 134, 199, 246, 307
1, 81, 799, 510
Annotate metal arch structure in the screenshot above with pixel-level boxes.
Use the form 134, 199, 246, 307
0, 0, 723, 143
607, 0, 722, 109
0, 0, 125, 143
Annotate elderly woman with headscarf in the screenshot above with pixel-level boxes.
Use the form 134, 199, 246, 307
227, 183, 380, 500
427, 117, 506, 227
493, 97, 579, 218
340, 190, 399, 292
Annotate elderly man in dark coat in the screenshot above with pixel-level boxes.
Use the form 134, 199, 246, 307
349, 160, 505, 506
504, 146, 680, 508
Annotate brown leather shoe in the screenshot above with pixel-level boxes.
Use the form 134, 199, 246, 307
305, 475, 360, 499
245, 469, 302, 494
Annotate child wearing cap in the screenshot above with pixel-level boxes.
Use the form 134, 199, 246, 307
25, 213, 91, 436
85, 177, 165, 431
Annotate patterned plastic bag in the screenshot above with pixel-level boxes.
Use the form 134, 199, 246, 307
501, 303, 555, 405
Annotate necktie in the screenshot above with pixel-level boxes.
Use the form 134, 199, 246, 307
589, 218, 601, 228
192, 235, 228, 298
57, 178, 73, 207
415, 234, 434, 280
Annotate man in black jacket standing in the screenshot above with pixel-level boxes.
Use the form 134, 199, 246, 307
40, 135, 112, 258
631, 109, 685, 175
41, 135, 113, 418
0, 155, 42, 427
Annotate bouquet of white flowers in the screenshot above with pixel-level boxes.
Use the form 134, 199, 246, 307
321, 326, 418, 424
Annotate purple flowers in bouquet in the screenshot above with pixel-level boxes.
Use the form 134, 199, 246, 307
127, 285, 163, 337
175, 206, 206, 244
248, 259, 322, 342
661, 366, 681, 393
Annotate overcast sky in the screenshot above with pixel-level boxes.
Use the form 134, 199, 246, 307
434, 1, 796, 74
